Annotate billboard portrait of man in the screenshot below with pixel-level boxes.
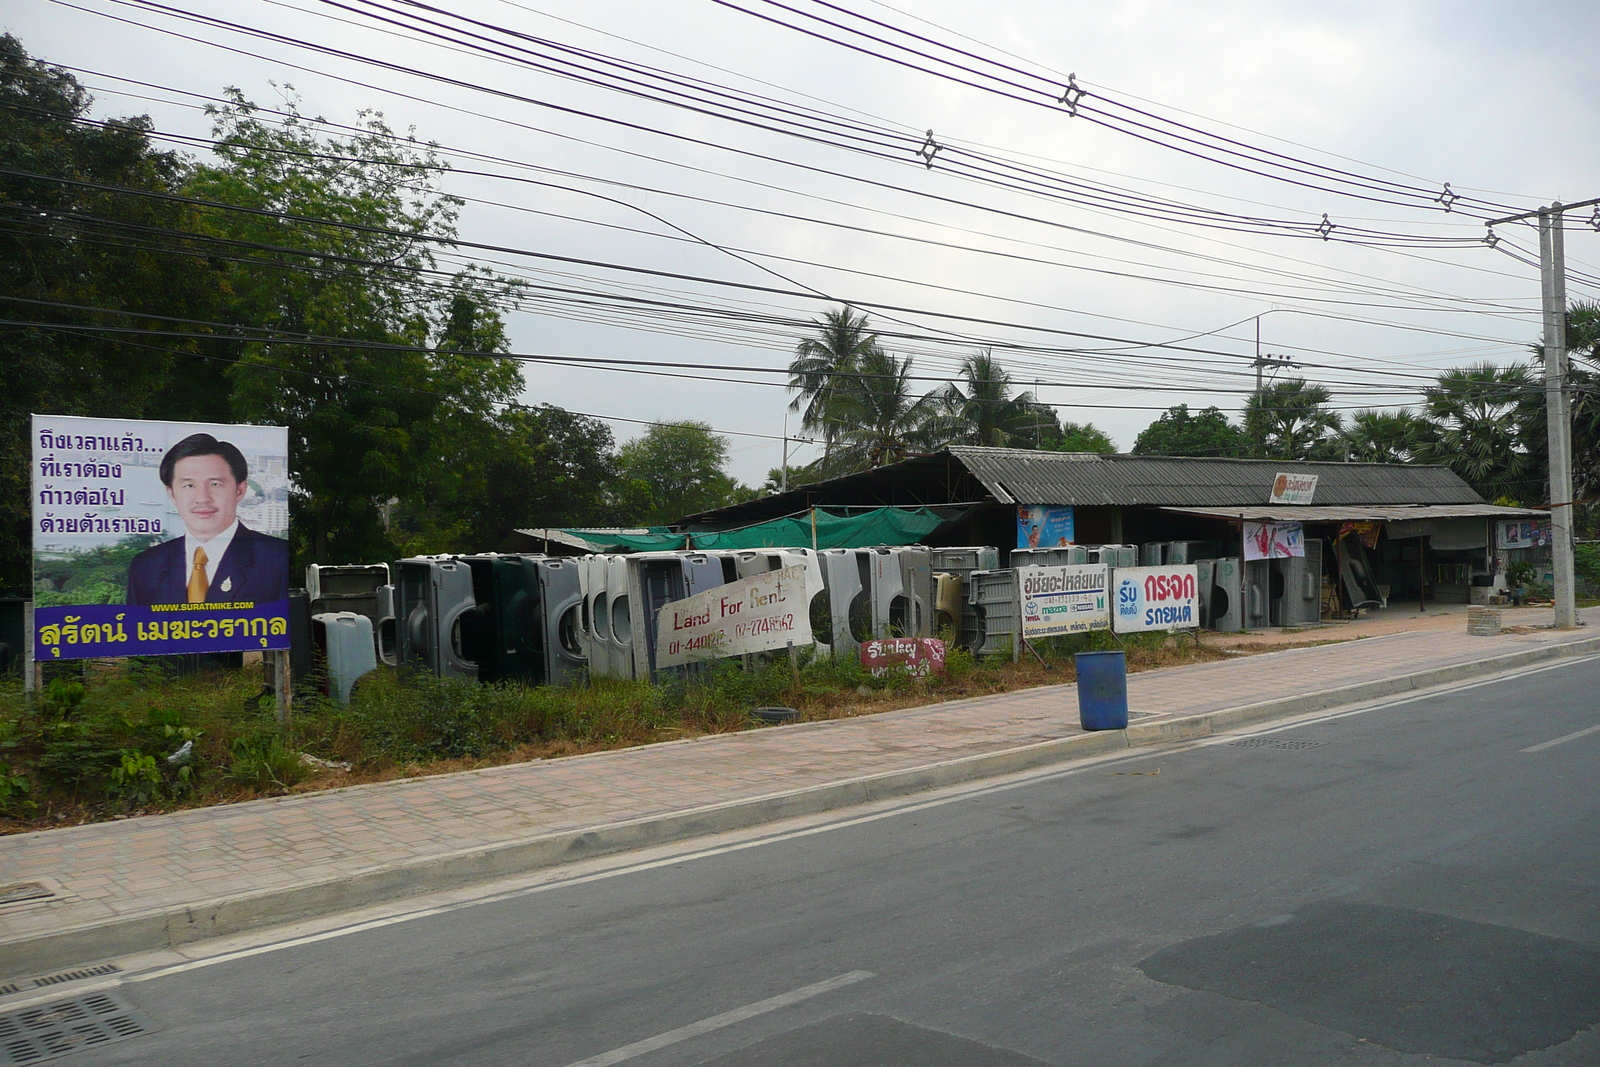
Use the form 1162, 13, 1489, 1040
126, 433, 290, 606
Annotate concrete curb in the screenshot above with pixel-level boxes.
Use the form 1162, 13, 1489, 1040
6, 632, 1598, 978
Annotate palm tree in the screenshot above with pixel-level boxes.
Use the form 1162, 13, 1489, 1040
938, 350, 1025, 446
1520, 300, 1600, 506
787, 306, 883, 467
1415, 362, 1532, 501
1243, 378, 1342, 459
1341, 409, 1423, 463
829, 350, 945, 471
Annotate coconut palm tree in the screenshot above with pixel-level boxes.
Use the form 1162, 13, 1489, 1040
1243, 378, 1342, 459
937, 350, 1026, 446
787, 306, 883, 468
829, 349, 945, 471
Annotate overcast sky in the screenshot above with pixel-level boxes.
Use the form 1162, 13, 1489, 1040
8, 0, 1600, 484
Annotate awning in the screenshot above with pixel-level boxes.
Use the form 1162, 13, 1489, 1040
508, 506, 956, 554
1157, 504, 1547, 523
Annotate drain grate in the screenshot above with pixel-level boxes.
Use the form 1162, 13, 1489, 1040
0, 886, 52, 909
1227, 737, 1324, 750
27, 965, 120, 990
0, 991, 155, 1065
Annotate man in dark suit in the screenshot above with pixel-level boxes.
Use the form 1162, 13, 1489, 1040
127, 433, 290, 606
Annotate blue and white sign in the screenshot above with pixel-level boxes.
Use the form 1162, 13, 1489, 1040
1113, 565, 1200, 634
1017, 504, 1074, 549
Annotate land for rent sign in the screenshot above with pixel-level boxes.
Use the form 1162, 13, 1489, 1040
1018, 564, 1108, 639
1113, 565, 1200, 634
655, 564, 814, 668
32, 415, 292, 661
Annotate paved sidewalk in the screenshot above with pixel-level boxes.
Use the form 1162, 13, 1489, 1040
1, 611, 1596, 977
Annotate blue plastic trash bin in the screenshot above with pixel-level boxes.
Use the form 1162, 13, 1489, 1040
1075, 650, 1129, 730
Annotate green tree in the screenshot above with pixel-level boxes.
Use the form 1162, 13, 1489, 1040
612, 421, 741, 524
1131, 405, 1246, 457
0, 37, 223, 592
830, 350, 945, 471
1055, 421, 1118, 453
188, 92, 524, 565
937, 350, 1030, 447
788, 306, 883, 470
1414, 362, 1532, 501
1244, 379, 1342, 459
1340, 409, 1423, 463
1522, 301, 1600, 518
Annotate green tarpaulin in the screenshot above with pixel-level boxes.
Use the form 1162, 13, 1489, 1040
558, 507, 952, 553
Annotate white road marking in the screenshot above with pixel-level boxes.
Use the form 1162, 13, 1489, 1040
1523, 723, 1600, 753
559, 971, 874, 1067
19, 648, 1587, 1005
1203, 654, 1600, 745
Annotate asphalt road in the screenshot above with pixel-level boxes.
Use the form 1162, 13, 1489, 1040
46, 656, 1600, 1066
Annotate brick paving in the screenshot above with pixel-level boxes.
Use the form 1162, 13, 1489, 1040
0, 611, 1594, 953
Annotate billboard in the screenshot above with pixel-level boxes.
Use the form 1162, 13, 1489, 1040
1498, 519, 1551, 549
655, 564, 813, 668
32, 415, 291, 661
1017, 505, 1074, 549
1244, 521, 1305, 561
1269, 472, 1318, 505
1113, 565, 1200, 633
1019, 564, 1109, 639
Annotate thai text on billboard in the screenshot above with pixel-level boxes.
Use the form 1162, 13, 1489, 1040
1269, 472, 1318, 505
1019, 564, 1109, 638
1113, 565, 1200, 633
655, 564, 814, 668
32, 415, 291, 661
859, 637, 947, 678
1017, 504, 1074, 549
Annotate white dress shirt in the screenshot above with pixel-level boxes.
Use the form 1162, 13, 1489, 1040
185, 520, 239, 590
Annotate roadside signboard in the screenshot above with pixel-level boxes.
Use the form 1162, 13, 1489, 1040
1498, 519, 1551, 549
32, 414, 291, 661
1269, 472, 1318, 505
1018, 563, 1109, 639
859, 637, 946, 678
1113, 565, 1200, 633
655, 564, 813, 668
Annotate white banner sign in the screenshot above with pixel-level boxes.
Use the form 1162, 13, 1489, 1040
1269, 472, 1318, 505
1113, 565, 1200, 633
1019, 564, 1109, 638
1244, 521, 1305, 561
655, 564, 814, 667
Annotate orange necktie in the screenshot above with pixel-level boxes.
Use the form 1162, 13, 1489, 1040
187, 546, 209, 603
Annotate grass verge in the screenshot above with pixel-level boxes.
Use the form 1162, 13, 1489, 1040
0, 630, 1237, 832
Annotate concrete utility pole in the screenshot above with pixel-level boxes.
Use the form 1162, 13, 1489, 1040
1490, 197, 1599, 630
1539, 205, 1577, 630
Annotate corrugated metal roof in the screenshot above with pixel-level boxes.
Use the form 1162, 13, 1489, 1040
947, 447, 1484, 507
1158, 504, 1546, 522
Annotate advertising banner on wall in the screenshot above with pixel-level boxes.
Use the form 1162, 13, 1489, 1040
1113, 565, 1200, 633
654, 564, 813, 668
1018, 564, 1109, 639
1498, 519, 1552, 549
32, 415, 291, 661
1244, 521, 1305, 561
1016, 505, 1074, 549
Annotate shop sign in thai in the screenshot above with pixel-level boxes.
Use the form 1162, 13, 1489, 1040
1269, 472, 1318, 505
655, 564, 813, 667
1113, 565, 1200, 633
1019, 564, 1109, 638
32, 415, 291, 661
859, 637, 946, 678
